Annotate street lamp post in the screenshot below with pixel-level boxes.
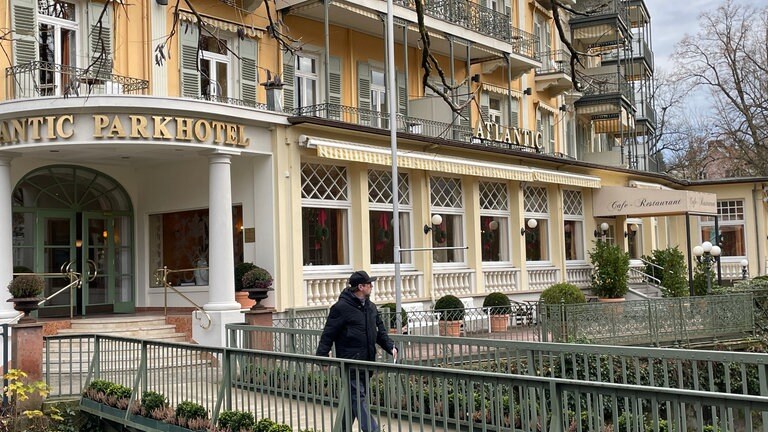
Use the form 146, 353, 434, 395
740, 259, 749, 280
693, 241, 721, 295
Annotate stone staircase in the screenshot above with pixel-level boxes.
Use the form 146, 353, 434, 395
629, 283, 662, 298
44, 316, 196, 376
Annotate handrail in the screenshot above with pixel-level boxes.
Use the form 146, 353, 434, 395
154, 266, 212, 329
629, 266, 662, 287
11, 270, 83, 320
638, 257, 664, 273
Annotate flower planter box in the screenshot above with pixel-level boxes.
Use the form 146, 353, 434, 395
80, 398, 127, 421
130, 414, 171, 431
490, 314, 509, 332
438, 320, 462, 337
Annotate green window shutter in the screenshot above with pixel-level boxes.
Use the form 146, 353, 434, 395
357, 62, 371, 126
282, 52, 295, 112
479, 91, 490, 123
328, 56, 342, 119
179, 26, 200, 98
89, 2, 113, 78
239, 38, 258, 107
396, 71, 407, 115
510, 98, 519, 128
10, 0, 37, 97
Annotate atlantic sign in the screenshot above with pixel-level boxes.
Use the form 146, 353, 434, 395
592, 186, 717, 217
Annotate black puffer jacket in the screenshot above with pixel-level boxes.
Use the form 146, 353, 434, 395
316, 288, 394, 361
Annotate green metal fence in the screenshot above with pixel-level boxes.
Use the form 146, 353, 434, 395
49, 334, 768, 431
539, 293, 755, 345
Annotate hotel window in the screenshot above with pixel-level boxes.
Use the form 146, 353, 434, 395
700, 200, 746, 258
537, 109, 555, 153
295, 54, 318, 108
148, 206, 244, 287
37, 0, 79, 96
524, 185, 550, 262
370, 69, 388, 128
368, 170, 412, 265
180, 27, 258, 105
562, 189, 584, 261
480, 182, 510, 262
430, 176, 465, 264
301, 163, 350, 267
199, 35, 231, 99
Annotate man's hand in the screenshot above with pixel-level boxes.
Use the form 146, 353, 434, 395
392, 347, 398, 363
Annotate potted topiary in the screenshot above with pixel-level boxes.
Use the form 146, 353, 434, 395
589, 240, 630, 302
7, 274, 44, 322
234, 262, 258, 309
242, 266, 274, 310
380, 303, 408, 333
539, 282, 587, 342
483, 292, 511, 332
434, 294, 465, 337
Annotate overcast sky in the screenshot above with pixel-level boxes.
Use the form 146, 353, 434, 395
645, 0, 723, 71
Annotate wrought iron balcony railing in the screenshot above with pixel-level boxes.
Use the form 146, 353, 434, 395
601, 39, 654, 71
191, 95, 270, 111
293, 103, 474, 142
635, 99, 656, 125
5, 61, 149, 100
578, 73, 634, 105
392, 0, 538, 59
535, 49, 572, 75
570, 0, 628, 24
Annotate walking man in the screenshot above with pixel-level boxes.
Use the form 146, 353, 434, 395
316, 270, 398, 432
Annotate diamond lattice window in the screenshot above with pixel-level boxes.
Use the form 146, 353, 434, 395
524, 186, 548, 214
563, 190, 583, 216
301, 163, 348, 201
430, 177, 463, 209
480, 182, 509, 211
368, 171, 410, 206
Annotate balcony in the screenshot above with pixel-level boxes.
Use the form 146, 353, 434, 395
634, 99, 656, 132
292, 103, 543, 154
601, 38, 654, 76
534, 49, 573, 95
576, 72, 634, 106
391, 0, 539, 58
5, 61, 149, 100
569, 0, 630, 48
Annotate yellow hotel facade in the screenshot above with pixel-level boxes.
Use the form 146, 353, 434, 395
1, 0, 766, 345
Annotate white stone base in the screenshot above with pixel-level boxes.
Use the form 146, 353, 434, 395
192, 309, 243, 347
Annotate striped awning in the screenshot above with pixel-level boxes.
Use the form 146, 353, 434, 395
301, 136, 601, 188
179, 10, 263, 39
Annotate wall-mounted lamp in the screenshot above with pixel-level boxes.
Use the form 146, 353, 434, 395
522, 87, 532, 96
593, 222, 610, 239
624, 223, 638, 238
424, 214, 443, 234
471, 74, 481, 83
520, 218, 538, 236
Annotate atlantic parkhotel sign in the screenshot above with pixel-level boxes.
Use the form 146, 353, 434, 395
593, 186, 717, 217
0, 114, 251, 148
471, 121, 543, 152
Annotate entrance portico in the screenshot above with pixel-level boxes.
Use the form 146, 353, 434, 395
0, 96, 285, 346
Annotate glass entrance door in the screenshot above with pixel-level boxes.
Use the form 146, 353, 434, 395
37, 211, 76, 317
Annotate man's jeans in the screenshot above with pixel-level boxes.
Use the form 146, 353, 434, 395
342, 369, 378, 432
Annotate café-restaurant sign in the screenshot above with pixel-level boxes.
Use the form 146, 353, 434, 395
593, 186, 717, 217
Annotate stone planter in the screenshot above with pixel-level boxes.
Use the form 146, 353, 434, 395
8, 297, 42, 323
243, 286, 274, 310
490, 314, 509, 332
438, 320, 462, 337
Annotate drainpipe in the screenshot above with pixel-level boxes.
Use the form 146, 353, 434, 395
753, 185, 763, 274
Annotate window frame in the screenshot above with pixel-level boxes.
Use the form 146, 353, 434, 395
300, 161, 353, 272
700, 199, 747, 261
198, 35, 232, 99
295, 53, 319, 109
429, 176, 466, 268
368, 170, 414, 271
479, 181, 511, 266
626, 218, 644, 261
37, 0, 80, 96
523, 184, 551, 265
562, 189, 586, 264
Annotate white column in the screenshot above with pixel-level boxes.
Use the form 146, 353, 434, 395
204, 152, 240, 311
0, 158, 18, 320
194, 151, 242, 347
